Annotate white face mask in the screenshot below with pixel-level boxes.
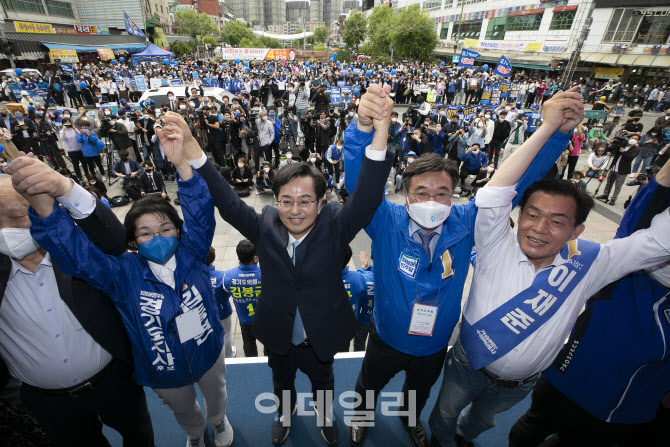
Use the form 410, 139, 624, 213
407, 158, 415, 163
263, 167, 270, 173
0, 227, 40, 260
472, 149, 479, 155
286, 153, 292, 159
336, 145, 343, 150
168, 95, 174, 100
405, 194, 452, 229
262, 116, 267, 121
238, 163, 245, 169
189, 102, 195, 107
110, 120, 116, 125
485, 114, 490, 119
628, 139, 637, 146
391, 118, 398, 123
505, 106, 511, 111
310, 157, 317, 163
487, 166, 494, 173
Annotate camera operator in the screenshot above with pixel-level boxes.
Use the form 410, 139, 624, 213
416, 95, 431, 125
220, 110, 238, 167
295, 82, 310, 119
268, 107, 282, 167
10, 112, 36, 154
300, 113, 315, 159
596, 134, 640, 205
315, 110, 331, 155
236, 111, 252, 163
75, 106, 98, 133
327, 107, 338, 145
107, 113, 133, 158
325, 138, 344, 182
254, 110, 275, 172
255, 160, 274, 195
135, 110, 155, 162
117, 109, 142, 162
409, 126, 430, 156
33, 112, 66, 168
185, 84, 205, 109
500, 112, 529, 164
112, 148, 144, 188
280, 107, 299, 153
446, 127, 469, 161
203, 105, 224, 166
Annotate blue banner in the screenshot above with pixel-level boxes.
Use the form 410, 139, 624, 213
458, 49, 480, 67
480, 85, 493, 105
61, 64, 73, 76
134, 75, 147, 91
170, 79, 183, 87
125, 12, 145, 38
493, 55, 512, 77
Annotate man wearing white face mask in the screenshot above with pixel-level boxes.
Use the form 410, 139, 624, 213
344, 89, 575, 447
596, 135, 641, 206
0, 173, 154, 446
255, 161, 274, 195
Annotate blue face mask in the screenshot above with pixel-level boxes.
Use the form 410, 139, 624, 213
138, 235, 178, 264
269, 113, 275, 118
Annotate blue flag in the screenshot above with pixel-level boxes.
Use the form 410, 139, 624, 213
457, 49, 480, 67
125, 12, 145, 38
493, 55, 512, 77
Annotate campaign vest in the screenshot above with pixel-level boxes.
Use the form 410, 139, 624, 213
461, 239, 601, 371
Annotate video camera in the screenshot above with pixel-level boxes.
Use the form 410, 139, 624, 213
196, 109, 207, 127
609, 134, 628, 151
406, 104, 420, 121
99, 118, 113, 137
128, 111, 141, 123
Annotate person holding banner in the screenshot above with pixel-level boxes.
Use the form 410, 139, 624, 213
428, 88, 670, 447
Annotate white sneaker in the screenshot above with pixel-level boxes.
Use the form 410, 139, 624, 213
628, 173, 636, 178
255, 190, 262, 195
231, 346, 237, 358
186, 436, 204, 447
452, 193, 461, 199
102, 176, 107, 181
214, 415, 234, 447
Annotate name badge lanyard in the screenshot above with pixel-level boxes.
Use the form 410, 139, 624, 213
407, 234, 444, 337
167, 279, 205, 345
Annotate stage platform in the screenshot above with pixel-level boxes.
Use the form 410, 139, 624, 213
104, 352, 529, 446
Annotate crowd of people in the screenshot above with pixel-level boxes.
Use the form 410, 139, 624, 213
0, 55, 669, 447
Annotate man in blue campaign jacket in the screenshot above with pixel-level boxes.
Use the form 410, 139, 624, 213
344, 90, 575, 447
525, 104, 542, 140
509, 162, 670, 447
396, 120, 414, 162
341, 246, 367, 352
207, 247, 235, 359
222, 239, 261, 358
356, 251, 375, 351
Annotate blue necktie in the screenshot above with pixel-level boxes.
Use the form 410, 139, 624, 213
290, 241, 305, 345
418, 231, 436, 259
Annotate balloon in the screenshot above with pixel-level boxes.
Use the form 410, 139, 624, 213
440, 61, 445, 66
119, 57, 124, 62
245, 67, 250, 72
96, 139, 105, 151
243, 61, 249, 67
111, 60, 117, 65
332, 52, 337, 58
15, 68, 22, 76
80, 82, 87, 88
268, 67, 273, 72
336, 61, 341, 67
0, 144, 4, 153
353, 89, 360, 97
361, 64, 366, 70
482, 64, 489, 71
163, 58, 169, 64
235, 59, 240, 64
391, 69, 397, 75
222, 63, 226, 67
365, 70, 372, 77
305, 62, 310, 68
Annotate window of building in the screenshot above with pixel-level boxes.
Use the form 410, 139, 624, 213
603, 8, 642, 43
506, 13, 543, 32
2, 0, 45, 14
549, 11, 575, 31
423, 0, 442, 11
46, 0, 74, 16
452, 20, 482, 40
440, 25, 450, 40
485, 17, 506, 40
633, 13, 670, 45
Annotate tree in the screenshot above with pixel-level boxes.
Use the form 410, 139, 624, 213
391, 5, 438, 61
313, 26, 329, 43
262, 37, 283, 48
342, 12, 367, 50
170, 40, 196, 56
367, 6, 394, 57
221, 19, 255, 47
294, 28, 304, 34
174, 10, 218, 37
202, 36, 217, 48
313, 43, 326, 51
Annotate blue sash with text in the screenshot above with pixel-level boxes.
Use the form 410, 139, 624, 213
460, 239, 600, 372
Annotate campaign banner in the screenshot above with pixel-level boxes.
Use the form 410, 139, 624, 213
134, 75, 147, 91
97, 49, 115, 61
191, 71, 199, 79
14, 21, 53, 34
217, 48, 297, 61
149, 78, 161, 89
54, 27, 76, 34
50, 49, 79, 63
463, 106, 476, 124
170, 79, 183, 87
509, 82, 520, 100
97, 27, 110, 36
480, 85, 493, 105
452, 56, 460, 63
458, 49, 480, 67
493, 55, 513, 78
490, 87, 501, 105
352, 68, 361, 75
161, 78, 169, 87
499, 81, 511, 99
61, 64, 74, 76
75, 25, 98, 35
464, 38, 543, 52
330, 89, 341, 104
337, 81, 345, 88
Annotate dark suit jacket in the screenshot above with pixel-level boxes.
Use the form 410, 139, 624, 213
139, 170, 166, 194
0, 199, 133, 391
196, 153, 394, 361
0, 117, 19, 134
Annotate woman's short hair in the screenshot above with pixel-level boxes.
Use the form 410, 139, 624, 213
124, 195, 183, 250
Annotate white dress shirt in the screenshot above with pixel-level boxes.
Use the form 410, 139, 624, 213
463, 185, 670, 379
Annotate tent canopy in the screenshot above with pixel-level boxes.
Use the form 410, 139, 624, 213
131, 43, 174, 64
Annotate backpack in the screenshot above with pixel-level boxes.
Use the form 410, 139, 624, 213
109, 195, 129, 207
124, 177, 142, 201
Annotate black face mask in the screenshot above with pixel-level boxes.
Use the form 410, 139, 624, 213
145, 169, 152, 173
121, 157, 129, 162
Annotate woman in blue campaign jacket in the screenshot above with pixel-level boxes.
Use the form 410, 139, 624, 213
28, 129, 233, 447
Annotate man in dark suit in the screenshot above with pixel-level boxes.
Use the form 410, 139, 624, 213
160, 83, 395, 445
10, 113, 36, 154
139, 160, 168, 200
0, 164, 153, 447
0, 109, 19, 134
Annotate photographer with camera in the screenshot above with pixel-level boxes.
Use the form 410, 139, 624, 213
416, 95, 431, 126
458, 143, 488, 197
106, 113, 132, 157
59, 116, 89, 181
295, 82, 310, 119
112, 148, 144, 190
446, 127, 469, 161
255, 160, 274, 195
77, 119, 106, 179
409, 126, 430, 156
325, 139, 344, 183
280, 107, 299, 153
254, 110, 275, 172
267, 107, 282, 167
204, 105, 223, 166
596, 134, 640, 205
117, 109, 142, 162
10, 112, 36, 154
315, 110, 331, 155
186, 84, 205, 109
135, 110, 155, 162
396, 117, 414, 162
500, 112, 529, 165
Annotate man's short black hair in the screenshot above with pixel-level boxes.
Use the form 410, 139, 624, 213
272, 162, 327, 200
236, 239, 257, 265
206, 246, 216, 266
119, 149, 130, 158
343, 245, 353, 270
499, 111, 508, 116
124, 195, 183, 250
402, 153, 459, 191
143, 160, 154, 169
519, 179, 594, 226
471, 143, 481, 149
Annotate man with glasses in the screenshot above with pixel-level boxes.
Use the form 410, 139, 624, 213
158, 83, 395, 445
343, 89, 582, 447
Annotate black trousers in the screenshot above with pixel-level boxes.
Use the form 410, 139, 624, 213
326, 160, 341, 184
352, 321, 370, 352
566, 155, 580, 180
271, 142, 281, 166
254, 144, 272, 172
207, 136, 223, 166
489, 139, 504, 167
266, 344, 334, 418
508, 375, 639, 447
68, 150, 90, 180
20, 359, 154, 447
85, 155, 105, 176
354, 320, 448, 426
240, 323, 258, 357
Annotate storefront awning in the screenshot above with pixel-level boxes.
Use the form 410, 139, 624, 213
633, 55, 657, 67
41, 42, 147, 52
583, 53, 606, 63
650, 56, 670, 67
599, 54, 621, 65
618, 54, 638, 65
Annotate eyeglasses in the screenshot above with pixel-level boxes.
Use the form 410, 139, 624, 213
277, 199, 317, 210
136, 226, 177, 243
408, 191, 451, 204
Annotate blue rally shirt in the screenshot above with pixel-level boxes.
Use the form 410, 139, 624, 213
208, 266, 233, 321
342, 266, 366, 323
222, 263, 262, 326
29, 171, 224, 389
343, 122, 570, 356
357, 265, 375, 326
